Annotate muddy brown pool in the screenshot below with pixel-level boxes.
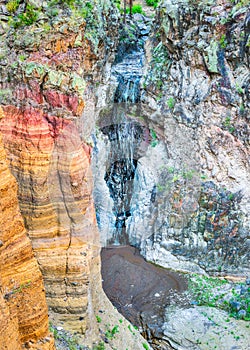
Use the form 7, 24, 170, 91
101, 245, 187, 343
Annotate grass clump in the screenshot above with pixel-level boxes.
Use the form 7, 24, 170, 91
219, 34, 227, 49
150, 129, 158, 147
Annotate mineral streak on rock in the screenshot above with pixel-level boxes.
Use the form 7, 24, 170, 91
0, 107, 55, 350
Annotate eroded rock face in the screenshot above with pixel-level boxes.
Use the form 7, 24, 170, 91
0, 0, 119, 333
127, 0, 250, 274
0, 107, 54, 350
1, 105, 99, 331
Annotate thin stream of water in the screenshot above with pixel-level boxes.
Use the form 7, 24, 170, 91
102, 32, 145, 245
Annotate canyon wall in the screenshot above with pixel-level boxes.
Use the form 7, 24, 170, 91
0, 1, 249, 347
0, 0, 119, 333
131, 0, 250, 274
0, 107, 54, 349
92, 0, 249, 275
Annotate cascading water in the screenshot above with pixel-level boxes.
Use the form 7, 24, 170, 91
92, 16, 188, 349
92, 17, 148, 246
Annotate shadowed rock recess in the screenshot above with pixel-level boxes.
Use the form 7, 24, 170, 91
0, 0, 249, 349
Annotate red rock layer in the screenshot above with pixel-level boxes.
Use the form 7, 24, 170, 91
0, 107, 55, 350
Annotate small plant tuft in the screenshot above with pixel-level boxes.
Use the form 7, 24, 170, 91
146, 0, 159, 8
131, 4, 143, 14
96, 315, 102, 323
6, 0, 19, 13
219, 34, 227, 49
143, 343, 150, 350
167, 97, 175, 109
150, 129, 158, 147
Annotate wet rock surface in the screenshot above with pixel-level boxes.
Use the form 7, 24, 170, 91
101, 245, 187, 348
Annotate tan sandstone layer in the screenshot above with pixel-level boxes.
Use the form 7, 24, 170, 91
0, 107, 55, 350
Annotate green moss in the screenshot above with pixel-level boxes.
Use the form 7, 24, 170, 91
223, 116, 235, 134
48, 70, 67, 87
93, 342, 105, 350
74, 32, 82, 47
150, 129, 158, 147
96, 315, 102, 323
105, 324, 119, 339
0, 89, 12, 103
188, 274, 250, 321
144, 41, 171, 91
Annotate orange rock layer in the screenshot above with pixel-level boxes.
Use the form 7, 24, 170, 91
0, 104, 100, 332
0, 107, 55, 350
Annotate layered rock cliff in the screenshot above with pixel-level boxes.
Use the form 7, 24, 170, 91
0, 0, 119, 334
0, 107, 54, 349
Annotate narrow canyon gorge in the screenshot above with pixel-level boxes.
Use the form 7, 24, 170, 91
0, 0, 249, 349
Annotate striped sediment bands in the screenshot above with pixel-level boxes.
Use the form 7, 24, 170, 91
0, 110, 55, 349
0, 104, 99, 332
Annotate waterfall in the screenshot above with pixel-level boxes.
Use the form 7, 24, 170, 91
103, 50, 144, 245
93, 17, 149, 246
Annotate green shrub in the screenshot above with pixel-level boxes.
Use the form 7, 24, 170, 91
105, 324, 119, 339
131, 4, 143, 14
150, 129, 158, 147
146, 0, 159, 8
9, 3, 39, 28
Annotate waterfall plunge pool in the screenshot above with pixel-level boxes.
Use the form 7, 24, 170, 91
101, 245, 188, 349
